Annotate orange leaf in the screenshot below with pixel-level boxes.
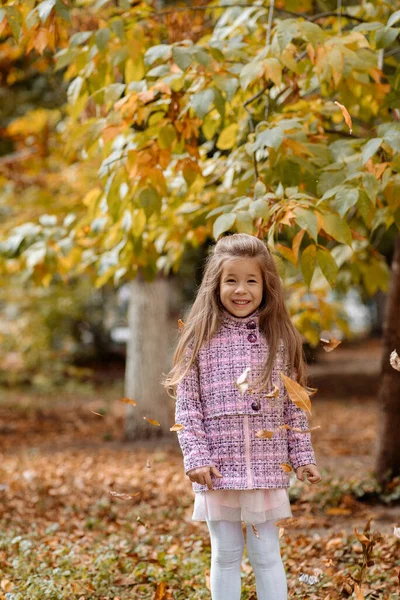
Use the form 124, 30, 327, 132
90, 410, 105, 417
354, 583, 364, 600
143, 417, 161, 426
334, 101, 353, 134
292, 229, 305, 265
251, 524, 260, 538
120, 397, 137, 406
280, 372, 312, 414
320, 337, 341, 352
255, 429, 275, 439
279, 424, 321, 434
265, 384, 280, 398
280, 462, 292, 473
177, 319, 185, 330
170, 423, 184, 432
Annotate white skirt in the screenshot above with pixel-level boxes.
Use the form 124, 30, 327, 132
192, 488, 292, 524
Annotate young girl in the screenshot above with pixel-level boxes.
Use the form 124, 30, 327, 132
164, 233, 321, 600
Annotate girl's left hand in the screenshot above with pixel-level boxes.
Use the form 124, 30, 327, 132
296, 464, 321, 484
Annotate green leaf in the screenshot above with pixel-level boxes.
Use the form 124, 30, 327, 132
317, 247, 338, 288
190, 89, 214, 119
131, 209, 146, 238
5, 6, 22, 40
144, 44, 171, 65
362, 173, 378, 204
213, 213, 236, 240
387, 9, 400, 27
70, 31, 92, 46
212, 75, 238, 102
254, 182, 266, 198
139, 187, 161, 218
252, 127, 283, 152
333, 188, 359, 218
361, 138, 382, 164
294, 208, 318, 242
301, 245, 317, 287
158, 124, 176, 149
319, 213, 352, 246
277, 19, 298, 50
37, 0, 56, 23
216, 123, 238, 150
172, 46, 192, 71
240, 61, 263, 90
357, 190, 374, 226
104, 83, 125, 104
249, 199, 270, 219
375, 26, 400, 49
235, 212, 253, 234
95, 28, 111, 51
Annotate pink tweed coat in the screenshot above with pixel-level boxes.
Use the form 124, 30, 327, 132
175, 307, 316, 493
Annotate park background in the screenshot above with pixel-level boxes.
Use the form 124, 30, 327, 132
0, 0, 399, 598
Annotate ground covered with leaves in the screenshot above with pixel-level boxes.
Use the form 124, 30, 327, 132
0, 364, 399, 599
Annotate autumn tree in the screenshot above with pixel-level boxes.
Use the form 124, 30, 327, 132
0, 1, 399, 478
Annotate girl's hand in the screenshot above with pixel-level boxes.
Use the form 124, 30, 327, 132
296, 464, 321, 484
187, 466, 223, 489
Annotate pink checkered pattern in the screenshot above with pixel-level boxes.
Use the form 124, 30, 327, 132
175, 307, 316, 492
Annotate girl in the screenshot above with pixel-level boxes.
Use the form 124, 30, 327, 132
164, 233, 321, 600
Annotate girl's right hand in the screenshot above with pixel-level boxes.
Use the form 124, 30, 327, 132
187, 466, 223, 489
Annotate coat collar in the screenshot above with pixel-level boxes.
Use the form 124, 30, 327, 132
220, 306, 262, 330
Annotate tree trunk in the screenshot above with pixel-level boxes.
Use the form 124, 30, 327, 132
124, 274, 172, 440
375, 233, 400, 483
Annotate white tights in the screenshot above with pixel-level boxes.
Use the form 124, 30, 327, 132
206, 519, 287, 600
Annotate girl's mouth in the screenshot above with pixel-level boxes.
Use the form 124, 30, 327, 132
232, 300, 250, 305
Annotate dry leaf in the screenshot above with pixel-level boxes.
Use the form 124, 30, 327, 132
146, 459, 151, 469
279, 424, 321, 434
280, 462, 292, 473
178, 319, 185, 330
0, 580, 13, 593
280, 372, 312, 414
320, 337, 342, 352
143, 417, 160, 426
390, 350, 400, 371
108, 491, 140, 499
170, 423, 184, 432
265, 384, 279, 398
393, 527, 400, 538
251, 523, 259, 538
90, 410, 105, 417
279, 527, 284, 539
334, 100, 353, 134
255, 429, 275, 439
235, 367, 251, 395
120, 397, 137, 406
305, 386, 318, 396
354, 583, 364, 600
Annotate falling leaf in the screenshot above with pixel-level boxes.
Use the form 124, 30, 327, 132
320, 337, 342, 352
280, 462, 292, 473
108, 491, 140, 500
90, 410, 105, 417
280, 372, 312, 414
178, 319, 185, 330
265, 385, 279, 398
120, 397, 137, 406
394, 527, 400, 538
255, 429, 275, 439
143, 417, 160, 426
136, 515, 146, 527
279, 527, 284, 539
305, 386, 318, 396
334, 100, 353, 134
251, 523, 259, 538
170, 423, 184, 432
354, 583, 364, 600
279, 424, 321, 434
235, 367, 251, 395
146, 459, 151, 469
390, 350, 400, 371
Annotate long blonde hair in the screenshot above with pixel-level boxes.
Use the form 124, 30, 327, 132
162, 233, 306, 398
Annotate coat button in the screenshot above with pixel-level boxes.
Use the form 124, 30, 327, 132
247, 333, 257, 343
251, 401, 260, 411
246, 320, 256, 329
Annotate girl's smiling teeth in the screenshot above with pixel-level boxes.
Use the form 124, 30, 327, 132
232, 300, 250, 305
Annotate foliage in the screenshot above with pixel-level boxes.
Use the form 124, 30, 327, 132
0, 1, 400, 345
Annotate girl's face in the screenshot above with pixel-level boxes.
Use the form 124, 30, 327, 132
219, 257, 264, 317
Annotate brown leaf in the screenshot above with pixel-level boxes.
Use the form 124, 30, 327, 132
170, 423, 184, 432
320, 337, 342, 352
280, 462, 292, 473
354, 583, 364, 600
108, 491, 140, 500
143, 417, 161, 426
280, 372, 312, 414
0, 580, 13, 593
251, 524, 260, 538
120, 397, 137, 406
177, 319, 185, 330
90, 410, 105, 417
334, 100, 353, 134
279, 424, 321, 434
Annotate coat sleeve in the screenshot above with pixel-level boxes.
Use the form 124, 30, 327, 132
282, 365, 316, 471
175, 348, 216, 475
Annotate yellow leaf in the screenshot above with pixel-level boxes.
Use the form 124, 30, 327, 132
265, 384, 279, 398
120, 397, 137, 406
255, 429, 275, 439
216, 123, 239, 150
280, 372, 312, 414
280, 462, 292, 473
292, 229, 305, 265
170, 423, 184, 432
177, 319, 185, 330
320, 337, 342, 352
334, 101, 353, 134
143, 417, 161, 426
